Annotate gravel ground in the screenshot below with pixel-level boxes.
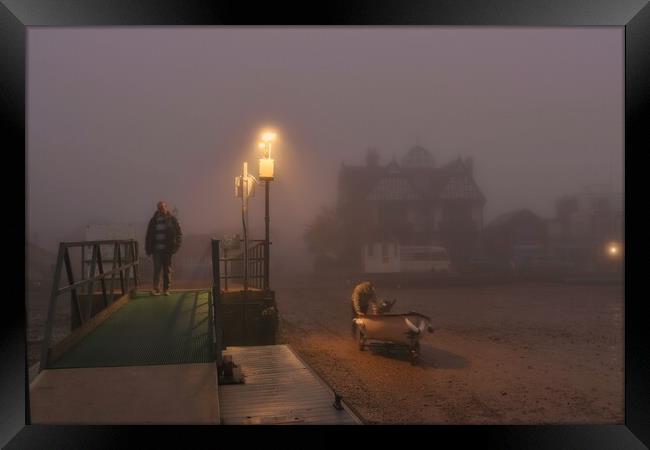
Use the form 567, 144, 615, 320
26, 277, 624, 424
274, 277, 624, 424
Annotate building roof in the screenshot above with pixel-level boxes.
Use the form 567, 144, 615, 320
439, 173, 484, 201
338, 152, 485, 206
401, 145, 434, 167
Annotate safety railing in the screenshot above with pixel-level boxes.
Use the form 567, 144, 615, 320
40, 240, 140, 369
218, 239, 269, 291
211, 238, 271, 370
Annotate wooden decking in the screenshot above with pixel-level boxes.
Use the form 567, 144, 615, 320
219, 345, 361, 424
29, 289, 361, 425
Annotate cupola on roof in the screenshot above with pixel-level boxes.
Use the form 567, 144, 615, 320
402, 145, 434, 167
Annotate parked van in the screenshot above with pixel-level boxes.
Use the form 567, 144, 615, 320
363, 242, 452, 275
400, 246, 452, 274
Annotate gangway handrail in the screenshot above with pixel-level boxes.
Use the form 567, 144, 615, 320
211, 237, 272, 371
218, 239, 270, 291
40, 239, 140, 369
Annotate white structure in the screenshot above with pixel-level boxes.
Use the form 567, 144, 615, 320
363, 242, 452, 274
363, 241, 400, 274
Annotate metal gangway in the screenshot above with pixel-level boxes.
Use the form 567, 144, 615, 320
29, 239, 360, 425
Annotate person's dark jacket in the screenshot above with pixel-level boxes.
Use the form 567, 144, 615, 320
145, 211, 182, 256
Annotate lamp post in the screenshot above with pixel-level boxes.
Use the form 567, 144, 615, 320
258, 131, 276, 291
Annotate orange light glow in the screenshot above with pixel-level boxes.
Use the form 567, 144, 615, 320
607, 242, 621, 257
261, 131, 277, 142
259, 158, 275, 179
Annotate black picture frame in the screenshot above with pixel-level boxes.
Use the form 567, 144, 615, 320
1, 0, 647, 448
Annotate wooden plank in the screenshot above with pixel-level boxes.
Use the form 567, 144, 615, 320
222, 406, 357, 425
223, 408, 355, 424
221, 394, 333, 405
289, 343, 366, 423
219, 345, 360, 425
220, 385, 326, 395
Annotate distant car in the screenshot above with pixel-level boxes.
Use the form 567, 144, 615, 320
396, 245, 453, 275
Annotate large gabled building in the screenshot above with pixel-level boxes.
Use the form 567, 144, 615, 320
336, 146, 486, 270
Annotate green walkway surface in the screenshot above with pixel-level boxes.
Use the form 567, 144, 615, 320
50, 290, 214, 369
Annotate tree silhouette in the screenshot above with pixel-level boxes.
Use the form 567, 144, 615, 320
303, 206, 344, 260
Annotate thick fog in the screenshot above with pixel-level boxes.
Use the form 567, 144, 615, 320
27, 27, 623, 269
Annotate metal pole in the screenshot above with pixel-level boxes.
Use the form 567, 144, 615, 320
132, 240, 139, 289
211, 239, 223, 368
224, 248, 229, 292
243, 173, 248, 292
265, 180, 270, 291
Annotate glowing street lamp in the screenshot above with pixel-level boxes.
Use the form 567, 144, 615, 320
258, 131, 276, 181
258, 130, 277, 291
607, 241, 621, 258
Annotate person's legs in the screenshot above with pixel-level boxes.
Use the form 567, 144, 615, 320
162, 252, 172, 293
152, 253, 162, 294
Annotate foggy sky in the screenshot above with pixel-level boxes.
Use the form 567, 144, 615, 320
27, 27, 623, 264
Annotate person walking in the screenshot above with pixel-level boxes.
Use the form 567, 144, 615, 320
145, 201, 182, 296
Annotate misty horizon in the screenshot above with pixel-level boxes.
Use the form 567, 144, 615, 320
27, 27, 623, 262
